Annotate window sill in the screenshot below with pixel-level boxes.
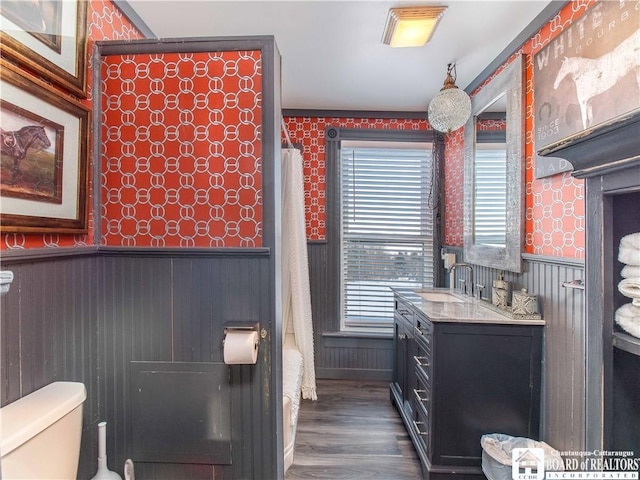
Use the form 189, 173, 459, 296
323, 331, 392, 339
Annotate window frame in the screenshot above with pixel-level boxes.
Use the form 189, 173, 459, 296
325, 127, 443, 335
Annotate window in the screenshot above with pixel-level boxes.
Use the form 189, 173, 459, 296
473, 143, 507, 247
340, 140, 435, 332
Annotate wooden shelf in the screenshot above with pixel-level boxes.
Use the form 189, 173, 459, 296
612, 331, 640, 356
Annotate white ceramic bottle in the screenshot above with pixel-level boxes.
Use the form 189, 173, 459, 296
90, 422, 122, 480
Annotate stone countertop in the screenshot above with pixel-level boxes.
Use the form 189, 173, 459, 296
394, 288, 546, 326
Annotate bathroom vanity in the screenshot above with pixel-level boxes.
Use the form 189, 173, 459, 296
391, 288, 544, 479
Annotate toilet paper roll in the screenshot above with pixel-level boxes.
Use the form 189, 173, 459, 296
224, 330, 259, 364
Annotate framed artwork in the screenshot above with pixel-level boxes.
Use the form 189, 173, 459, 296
0, 59, 90, 233
0, 0, 88, 97
533, 1, 640, 155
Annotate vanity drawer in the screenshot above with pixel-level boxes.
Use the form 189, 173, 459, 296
395, 300, 414, 326
415, 328, 432, 356
414, 327, 432, 375
414, 368, 431, 415
415, 315, 433, 338
412, 394, 431, 455
413, 348, 431, 375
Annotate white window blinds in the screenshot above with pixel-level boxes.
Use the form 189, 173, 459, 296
473, 146, 507, 247
340, 142, 434, 331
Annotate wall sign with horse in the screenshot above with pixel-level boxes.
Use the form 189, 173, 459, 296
0, 59, 89, 234
533, 1, 640, 155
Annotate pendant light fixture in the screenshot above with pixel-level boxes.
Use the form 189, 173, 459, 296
427, 63, 472, 134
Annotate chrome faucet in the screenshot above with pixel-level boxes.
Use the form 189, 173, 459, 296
449, 263, 474, 297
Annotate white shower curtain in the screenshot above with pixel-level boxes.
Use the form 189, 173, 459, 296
281, 147, 317, 400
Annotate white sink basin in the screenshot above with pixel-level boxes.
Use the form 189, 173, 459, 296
417, 291, 466, 303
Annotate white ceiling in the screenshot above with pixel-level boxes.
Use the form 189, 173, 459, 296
125, 0, 555, 112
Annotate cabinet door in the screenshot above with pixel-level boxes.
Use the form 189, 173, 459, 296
393, 299, 414, 402
393, 317, 408, 399
432, 324, 542, 467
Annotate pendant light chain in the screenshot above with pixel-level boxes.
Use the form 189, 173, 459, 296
426, 132, 445, 211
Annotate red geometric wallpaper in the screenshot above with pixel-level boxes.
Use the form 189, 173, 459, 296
3, 0, 591, 259
443, 0, 591, 259
1, 0, 143, 250
443, 129, 465, 247
101, 51, 262, 247
282, 117, 429, 241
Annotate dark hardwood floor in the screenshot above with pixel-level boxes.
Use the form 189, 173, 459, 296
285, 379, 422, 479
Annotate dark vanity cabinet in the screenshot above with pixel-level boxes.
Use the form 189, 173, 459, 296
391, 292, 543, 479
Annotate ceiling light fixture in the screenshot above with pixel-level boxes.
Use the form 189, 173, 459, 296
427, 63, 472, 134
381, 6, 447, 48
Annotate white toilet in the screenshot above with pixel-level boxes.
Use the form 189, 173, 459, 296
0, 381, 86, 480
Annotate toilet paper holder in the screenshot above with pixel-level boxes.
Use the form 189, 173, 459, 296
223, 321, 260, 336
223, 322, 261, 365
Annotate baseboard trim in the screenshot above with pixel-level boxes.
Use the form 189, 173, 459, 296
522, 253, 584, 268
0, 245, 271, 264
316, 367, 392, 381
0, 246, 98, 264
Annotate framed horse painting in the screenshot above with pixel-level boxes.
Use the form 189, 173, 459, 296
0, 59, 90, 234
0, 0, 87, 97
533, 1, 640, 156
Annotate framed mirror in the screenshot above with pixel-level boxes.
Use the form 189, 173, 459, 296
463, 54, 524, 272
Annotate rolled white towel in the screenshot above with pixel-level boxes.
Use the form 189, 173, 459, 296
621, 265, 640, 279
619, 246, 640, 266
620, 232, 640, 250
615, 303, 640, 338
618, 277, 640, 301
619, 232, 640, 266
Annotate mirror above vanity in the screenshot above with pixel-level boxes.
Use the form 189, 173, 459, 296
464, 54, 525, 273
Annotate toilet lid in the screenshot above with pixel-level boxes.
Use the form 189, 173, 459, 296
0, 382, 86, 455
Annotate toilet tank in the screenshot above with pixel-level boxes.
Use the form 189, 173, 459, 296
0, 381, 86, 480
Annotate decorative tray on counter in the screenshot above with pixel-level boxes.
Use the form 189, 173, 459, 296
478, 299, 543, 320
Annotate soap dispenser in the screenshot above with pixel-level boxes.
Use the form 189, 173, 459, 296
492, 272, 510, 308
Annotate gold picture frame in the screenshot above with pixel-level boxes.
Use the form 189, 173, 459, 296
0, 0, 88, 98
0, 59, 90, 233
